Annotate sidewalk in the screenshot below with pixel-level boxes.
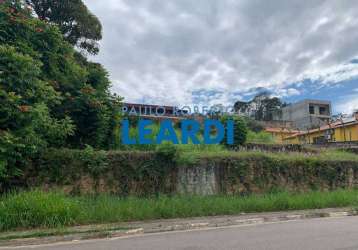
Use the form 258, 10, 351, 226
0, 207, 356, 248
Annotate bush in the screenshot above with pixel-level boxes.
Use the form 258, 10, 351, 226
220, 115, 248, 148
155, 143, 178, 162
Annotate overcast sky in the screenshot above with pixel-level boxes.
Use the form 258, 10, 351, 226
84, 0, 358, 114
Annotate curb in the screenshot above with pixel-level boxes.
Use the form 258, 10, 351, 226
0, 207, 356, 248
139, 209, 357, 234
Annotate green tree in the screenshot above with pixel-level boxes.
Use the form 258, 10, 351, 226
1, 0, 121, 149
0, 45, 74, 183
0, 1, 121, 185
220, 115, 248, 148
234, 93, 285, 121
25, 0, 102, 54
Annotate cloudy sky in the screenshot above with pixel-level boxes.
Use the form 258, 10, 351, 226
84, 0, 358, 114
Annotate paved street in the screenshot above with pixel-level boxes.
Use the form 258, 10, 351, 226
5, 216, 358, 250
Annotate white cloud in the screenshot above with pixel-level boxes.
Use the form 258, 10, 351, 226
336, 95, 358, 114
298, 63, 358, 85
274, 88, 301, 98
84, 0, 358, 105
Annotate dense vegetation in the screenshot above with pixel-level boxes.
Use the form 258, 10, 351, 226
25, 0, 103, 55
0, 1, 120, 185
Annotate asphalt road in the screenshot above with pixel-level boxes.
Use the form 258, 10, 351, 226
7, 216, 358, 250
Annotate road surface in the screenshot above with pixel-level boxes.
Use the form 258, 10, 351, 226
5, 216, 358, 250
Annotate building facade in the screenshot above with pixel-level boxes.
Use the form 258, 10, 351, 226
281, 99, 331, 130
283, 113, 358, 144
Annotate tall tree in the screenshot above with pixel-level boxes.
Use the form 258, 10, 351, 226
0, 0, 119, 186
234, 93, 285, 121
25, 0, 102, 54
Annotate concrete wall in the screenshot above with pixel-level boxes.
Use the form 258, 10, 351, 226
177, 165, 218, 195
281, 100, 331, 129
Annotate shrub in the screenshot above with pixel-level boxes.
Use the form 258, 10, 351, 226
155, 143, 178, 163
220, 115, 248, 148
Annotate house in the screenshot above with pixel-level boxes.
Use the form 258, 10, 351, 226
283, 112, 358, 144
281, 99, 331, 130
265, 128, 300, 143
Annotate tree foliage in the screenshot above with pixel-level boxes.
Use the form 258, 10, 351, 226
0, 1, 120, 183
0, 44, 74, 180
220, 115, 248, 148
234, 92, 285, 121
25, 0, 102, 54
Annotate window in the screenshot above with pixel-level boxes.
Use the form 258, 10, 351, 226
313, 136, 326, 144
309, 105, 315, 114
319, 106, 326, 115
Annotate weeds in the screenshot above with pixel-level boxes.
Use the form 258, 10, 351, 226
1, 189, 358, 232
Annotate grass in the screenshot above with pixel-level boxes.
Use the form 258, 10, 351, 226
246, 130, 275, 144
1, 189, 358, 232
176, 147, 358, 164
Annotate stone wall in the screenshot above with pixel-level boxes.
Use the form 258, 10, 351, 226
177, 165, 218, 195
15, 150, 358, 196
177, 158, 358, 195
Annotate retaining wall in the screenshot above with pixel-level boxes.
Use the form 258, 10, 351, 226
15, 150, 358, 196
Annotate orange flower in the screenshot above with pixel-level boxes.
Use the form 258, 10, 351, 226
89, 101, 102, 108
19, 105, 30, 112
80, 86, 95, 94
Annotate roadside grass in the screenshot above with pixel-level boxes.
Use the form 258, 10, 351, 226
1, 189, 358, 232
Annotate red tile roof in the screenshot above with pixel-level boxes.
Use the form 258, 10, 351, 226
265, 128, 300, 134
283, 118, 358, 139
